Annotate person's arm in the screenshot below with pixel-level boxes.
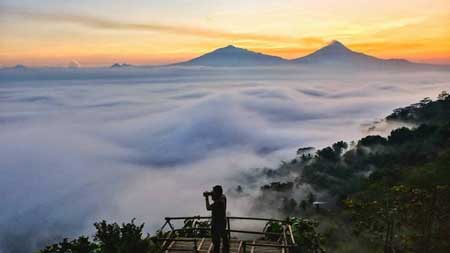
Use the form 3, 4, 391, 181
205, 195, 212, 210
224, 196, 227, 213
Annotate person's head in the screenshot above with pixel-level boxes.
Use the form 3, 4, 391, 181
211, 185, 223, 201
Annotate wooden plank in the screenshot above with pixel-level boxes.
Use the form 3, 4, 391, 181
207, 240, 213, 253
228, 217, 287, 223
173, 228, 282, 237
197, 238, 205, 251
165, 216, 210, 220
159, 238, 198, 242
164, 216, 287, 223
236, 240, 243, 253
160, 231, 174, 249
200, 239, 211, 252
287, 225, 295, 245
242, 242, 293, 248
250, 240, 255, 253
229, 229, 282, 236
166, 248, 195, 252
165, 240, 175, 253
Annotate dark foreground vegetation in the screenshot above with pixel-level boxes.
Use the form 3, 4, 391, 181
41, 92, 450, 253
40, 219, 160, 253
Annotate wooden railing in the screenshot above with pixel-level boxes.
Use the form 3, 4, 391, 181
156, 216, 297, 252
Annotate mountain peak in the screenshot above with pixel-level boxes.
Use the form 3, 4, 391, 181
224, 45, 237, 49
323, 40, 350, 52
328, 40, 345, 47
216, 44, 245, 53
292, 40, 379, 64
177, 44, 286, 66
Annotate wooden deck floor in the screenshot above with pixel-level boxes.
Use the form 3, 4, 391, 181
165, 238, 286, 253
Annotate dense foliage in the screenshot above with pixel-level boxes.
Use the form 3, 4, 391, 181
40, 219, 158, 253
247, 91, 450, 252
177, 218, 211, 238
345, 183, 449, 253
264, 218, 325, 253
289, 217, 325, 253
386, 91, 450, 124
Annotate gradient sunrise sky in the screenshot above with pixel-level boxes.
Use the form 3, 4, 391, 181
1, 0, 449, 67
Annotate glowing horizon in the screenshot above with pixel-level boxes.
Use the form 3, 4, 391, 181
0, 0, 449, 67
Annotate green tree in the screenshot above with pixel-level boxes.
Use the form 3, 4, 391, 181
289, 217, 325, 253
332, 141, 348, 156
345, 184, 450, 253
40, 219, 158, 253
437, 90, 449, 101
40, 237, 97, 253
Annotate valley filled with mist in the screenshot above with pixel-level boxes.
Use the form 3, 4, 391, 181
1, 66, 449, 252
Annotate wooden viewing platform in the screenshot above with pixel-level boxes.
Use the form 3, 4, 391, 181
156, 216, 297, 253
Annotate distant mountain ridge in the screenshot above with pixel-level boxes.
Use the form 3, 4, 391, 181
3, 41, 448, 70
176, 45, 288, 66
110, 63, 133, 68
175, 40, 444, 69
292, 40, 422, 69
292, 40, 381, 64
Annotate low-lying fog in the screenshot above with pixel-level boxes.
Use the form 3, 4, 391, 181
1, 66, 449, 252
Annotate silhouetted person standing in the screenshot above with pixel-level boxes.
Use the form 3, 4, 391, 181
204, 185, 229, 253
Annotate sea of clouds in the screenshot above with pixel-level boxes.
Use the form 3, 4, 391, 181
0, 66, 449, 252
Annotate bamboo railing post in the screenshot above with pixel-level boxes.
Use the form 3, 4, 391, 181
160, 220, 169, 232
227, 217, 231, 241
165, 218, 176, 232
282, 225, 288, 247
192, 219, 198, 237
250, 240, 255, 253
287, 224, 296, 245
193, 239, 198, 253
237, 241, 243, 253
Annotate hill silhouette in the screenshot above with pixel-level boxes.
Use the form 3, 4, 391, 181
293, 40, 381, 65
175, 41, 446, 69
176, 45, 288, 66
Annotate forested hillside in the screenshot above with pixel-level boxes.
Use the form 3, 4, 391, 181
242, 91, 450, 252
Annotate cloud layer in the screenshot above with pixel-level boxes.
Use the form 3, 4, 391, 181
0, 67, 449, 252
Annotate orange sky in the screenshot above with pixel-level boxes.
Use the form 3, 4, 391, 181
0, 0, 449, 67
